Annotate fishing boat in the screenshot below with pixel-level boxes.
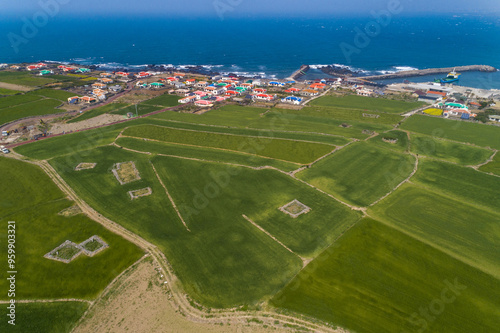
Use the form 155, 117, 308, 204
434, 69, 461, 84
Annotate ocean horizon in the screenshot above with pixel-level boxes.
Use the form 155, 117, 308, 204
2, 14, 500, 89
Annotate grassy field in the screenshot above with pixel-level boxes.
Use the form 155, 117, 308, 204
0, 94, 42, 109
412, 159, 500, 214
122, 124, 335, 164
370, 184, 500, 279
479, 152, 500, 176
0, 98, 63, 126
0, 157, 143, 300
28, 88, 78, 101
367, 130, 410, 152
49, 146, 304, 307
115, 136, 300, 172
0, 301, 88, 333
0, 71, 55, 86
297, 142, 416, 206
68, 102, 130, 123
411, 133, 494, 165
272, 218, 500, 333
0, 88, 21, 95
150, 118, 351, 146
142, 93, 180, 107
152, 105, 393, 139
304, 106, 404, 125
111, 103, 163, 116
310, 95, 424, 113
401, 115, 500, 149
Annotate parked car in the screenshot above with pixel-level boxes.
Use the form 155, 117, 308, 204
1, 148, 10, 154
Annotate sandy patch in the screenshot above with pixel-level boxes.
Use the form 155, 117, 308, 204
0, 82, 34, 92
50, 114, 124, 135
74, 259, 294, 333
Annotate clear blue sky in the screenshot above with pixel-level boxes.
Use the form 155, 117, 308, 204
2, 0, 499, 17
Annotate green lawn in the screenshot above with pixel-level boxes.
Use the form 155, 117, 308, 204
122, 124, 335, 164
410, 133, 494, 165
0, 71, 55, 86
0, 158, 143, 300
402, 115, 500, 149
68, 102, 130, 123
142, 93, 180, 107
49, 146, 304, 307
479, 152, 500, 176
0, 301, 88, 333
0, 88, 21, 96
297, 142, 416, 206
0, 98, 63, 126
115, 136, 300, 172
272, 218, 500, 333
310, 95, 424, 113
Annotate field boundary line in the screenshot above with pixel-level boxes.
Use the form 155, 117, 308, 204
150, 161, 191, 232
241, 214, 307, 265
370, 153, 419, 207
125, 123, 338, 147
121, 134, 305, 166
150, 116, 351, 140
472, 149, 498, 170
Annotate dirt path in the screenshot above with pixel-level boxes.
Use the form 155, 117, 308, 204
73, 258, 297, 333
0, 299, 91, 304
150, 161, 191, 232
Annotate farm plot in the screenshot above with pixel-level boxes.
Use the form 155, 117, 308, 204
0, 98, 63, 126
141, 93, 180, 107
367, 130, 410, 152
271, 218, 500, 333
310, 95, 424, 113
0, 157, 143, 300
68, 102, 130, 123
412, 159, 500, 214
297, 142, 416, 206
479, 152, 500, 176
28, 88, 77, 101
0, 301, 88, 333
369, 184, 500, 279
410, 133, 494, 165
0, 87, 21, 96
0, 71, 55, 86
49, 146, 303, 307
401, 114, 500, 149
0, 94, 42, 109
111, 103, 163, 116
148, 119, 351, 146
115, 137, 300, 172
122, 124, 335, 164
301, 106, 404, 125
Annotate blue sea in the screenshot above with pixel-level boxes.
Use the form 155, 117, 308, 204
1, 14, 500, 89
